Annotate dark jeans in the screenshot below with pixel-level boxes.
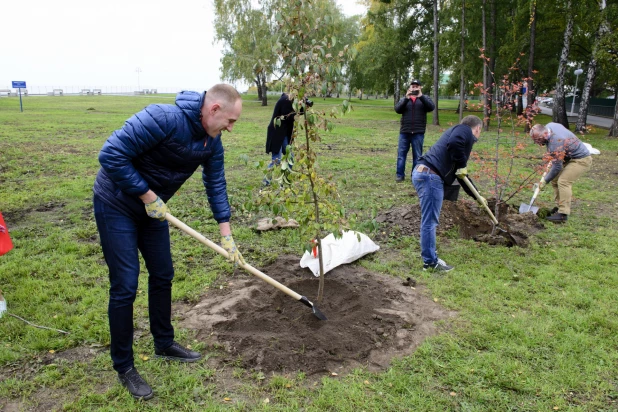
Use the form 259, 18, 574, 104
412, 168, 444, 265
268, 136, 291, 167
396, 132, 424, 180
93, 195, 175, 373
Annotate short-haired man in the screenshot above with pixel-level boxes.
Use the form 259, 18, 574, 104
394, 79, 435, 182
93, 84, 244, 400
412, 115, 485, 272
529, 123, 592, 223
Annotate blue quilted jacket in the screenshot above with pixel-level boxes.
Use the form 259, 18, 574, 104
93, 91, 230, 223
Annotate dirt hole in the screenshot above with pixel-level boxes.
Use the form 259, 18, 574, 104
375, 200, 545, 247
180, 256, 456, 375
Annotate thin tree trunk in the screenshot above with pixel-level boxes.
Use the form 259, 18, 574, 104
394, 74, 400, 105
487, 0, 496, 127
255, 77, 263, 101
525, 0, 537, 132
576, 0, 608, 133
482, 0, 489, 130
610, 86, 618, 137
553, 1, 573, 128
458, 0, 466, 122
433, 0, 440, 125
260, 73, 268, 106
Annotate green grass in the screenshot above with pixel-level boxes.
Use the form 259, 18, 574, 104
1, 95, 617, 410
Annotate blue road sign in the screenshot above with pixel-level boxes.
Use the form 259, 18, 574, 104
12, 81, 27, 88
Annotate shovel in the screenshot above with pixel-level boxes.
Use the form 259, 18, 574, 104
519, 183, 541, 214
461, 177, 519, 245
165, 213, 327, 320
519, 170, 548, 214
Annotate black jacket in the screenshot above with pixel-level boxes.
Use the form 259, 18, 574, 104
266, 93, 297, 154
394, 95, 435, 134
417, 124, 477, 198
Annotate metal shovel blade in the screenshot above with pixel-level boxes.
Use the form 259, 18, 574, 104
519, 203, 539, 214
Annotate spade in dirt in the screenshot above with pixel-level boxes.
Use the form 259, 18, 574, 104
519, 169, 549, 215
461, 176, 520, 246
165, 213, 327, 320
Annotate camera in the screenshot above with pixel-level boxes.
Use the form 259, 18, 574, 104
410, 90, 420, 96
306, 99, 314, 107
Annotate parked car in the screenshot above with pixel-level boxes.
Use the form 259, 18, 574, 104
536, 97, 553, 107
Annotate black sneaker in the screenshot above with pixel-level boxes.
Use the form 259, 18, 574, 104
423, 258, 454, 272
546, 212, 568, 223
154, 341, 201, 363
396, 176, 405, 182
118, 368, 153, 400
550, 207, 559, 214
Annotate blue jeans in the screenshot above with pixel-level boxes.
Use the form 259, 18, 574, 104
412, 169, 444, 265
397, 133, 424, 180
268, 136, 291, 168
93, 195, 175, 373
264, 136, 292, 185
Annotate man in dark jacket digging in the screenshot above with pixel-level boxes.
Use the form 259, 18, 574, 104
413, 115, 484, 272
93, 84, 245, 400
394, 79, 435, 182
529, 122, 592, 223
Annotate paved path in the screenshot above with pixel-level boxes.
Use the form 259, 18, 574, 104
537, 106, 613, 129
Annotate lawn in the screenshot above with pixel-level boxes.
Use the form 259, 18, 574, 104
0, 94, 617, 411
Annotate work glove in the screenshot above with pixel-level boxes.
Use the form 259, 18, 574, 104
221, 234, 246, 267
538, 179, 547, 190
145, 197, 169, 221
455, 167, 468, 179
476, 196, 488, 208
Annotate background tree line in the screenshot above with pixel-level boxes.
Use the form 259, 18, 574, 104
214, 0, 618, 135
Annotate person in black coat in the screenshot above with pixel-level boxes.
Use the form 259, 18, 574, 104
266, 93, 297, 167
394, 79, 435, 182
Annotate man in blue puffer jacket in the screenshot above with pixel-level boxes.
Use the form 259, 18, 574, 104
93, 84, 244, 400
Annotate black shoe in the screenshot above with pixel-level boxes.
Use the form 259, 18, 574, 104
154, 341, 201, 363
396, 176, 405, 182
546, 212, 568, 223
550, 207, 559, 214
118, 368, 153, 400
423, 258, 454, 272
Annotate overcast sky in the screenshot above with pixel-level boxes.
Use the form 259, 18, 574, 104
1, 0, 366, 93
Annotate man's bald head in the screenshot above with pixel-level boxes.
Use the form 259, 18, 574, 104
201, 84, 243, 137
205, 84, 241, 109
530, 124, 549, 145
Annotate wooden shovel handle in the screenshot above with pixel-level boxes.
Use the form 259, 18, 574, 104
461, 176, 499, 225
165, 213, 303, 301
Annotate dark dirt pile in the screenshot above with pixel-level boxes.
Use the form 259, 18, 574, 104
180, 256, 455, 375
375, 199, 545, 247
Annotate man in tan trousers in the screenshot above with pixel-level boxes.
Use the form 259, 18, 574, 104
530, 123, 592, 223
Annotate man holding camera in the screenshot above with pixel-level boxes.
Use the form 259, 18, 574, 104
394, 79, 435, 182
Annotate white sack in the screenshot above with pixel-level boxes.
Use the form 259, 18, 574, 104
300, 230, 380, 277
583, 142, 600, 155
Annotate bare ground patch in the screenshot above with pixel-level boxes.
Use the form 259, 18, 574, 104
177, 256, 455, 376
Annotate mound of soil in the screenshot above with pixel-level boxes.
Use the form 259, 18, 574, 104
180, 256, 455, 375
375, 200, 545, 247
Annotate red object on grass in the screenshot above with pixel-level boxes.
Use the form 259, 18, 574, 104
0, 212, 13, 256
